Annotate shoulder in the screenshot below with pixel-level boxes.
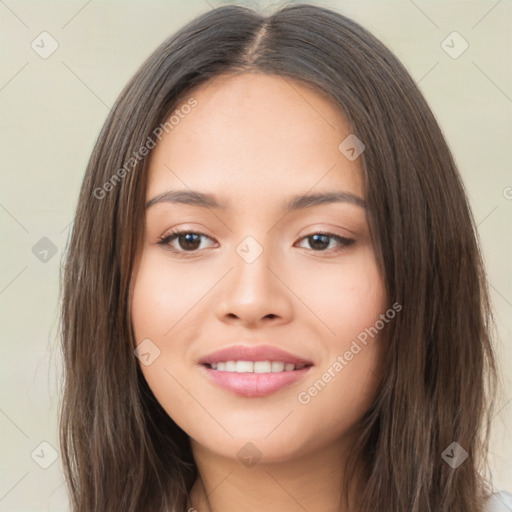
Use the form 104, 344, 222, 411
484, 491, 512, 512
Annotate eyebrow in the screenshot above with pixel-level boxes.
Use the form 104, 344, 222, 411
145, 189, 366, 211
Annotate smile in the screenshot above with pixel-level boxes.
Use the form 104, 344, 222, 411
208, 360, 309, 373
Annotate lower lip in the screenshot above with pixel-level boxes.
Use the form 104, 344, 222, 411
200, 365, 313, 397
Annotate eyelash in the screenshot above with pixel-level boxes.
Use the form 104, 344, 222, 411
157, 229, 355, 256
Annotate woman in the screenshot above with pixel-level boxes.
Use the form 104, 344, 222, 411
59, 3, 510, 511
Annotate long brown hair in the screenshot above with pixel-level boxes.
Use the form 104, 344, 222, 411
59, 3, 499, 511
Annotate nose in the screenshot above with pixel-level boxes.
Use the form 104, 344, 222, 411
215, 243, 294, 328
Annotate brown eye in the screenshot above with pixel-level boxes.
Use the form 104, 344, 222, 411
157, 230, 355, 256
157, 230, 215, 253
296, 233, 355, 252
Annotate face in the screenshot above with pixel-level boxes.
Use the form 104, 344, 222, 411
130, 71, 388, 464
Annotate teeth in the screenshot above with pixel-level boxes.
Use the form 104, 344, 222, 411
271, 361, 285, 372
209, 360, 306, 373
236, 361, 254, 373
254, 361, 270, 373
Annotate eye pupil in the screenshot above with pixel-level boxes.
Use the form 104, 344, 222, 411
309, 234, 330, 250
179, 233, 201, 251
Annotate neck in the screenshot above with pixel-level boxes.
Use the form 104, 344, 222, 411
187, 437, 358, 512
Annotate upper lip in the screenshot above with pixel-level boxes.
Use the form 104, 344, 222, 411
199, 344, 314, 366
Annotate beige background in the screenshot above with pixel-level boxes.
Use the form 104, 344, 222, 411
0, 0, 510, 510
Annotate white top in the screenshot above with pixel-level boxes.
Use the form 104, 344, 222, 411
485, 491, 512, 511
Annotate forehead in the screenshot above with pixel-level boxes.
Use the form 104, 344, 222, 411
146, 72, 364, 204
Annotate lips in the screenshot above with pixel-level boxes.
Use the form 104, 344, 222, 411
198, 344, 313, 366
198, 344, 314, 398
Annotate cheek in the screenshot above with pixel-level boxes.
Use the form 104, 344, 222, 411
291, 246, 387, 420
130, 252, 203, 430
292, 245, 386, 341
130, 250, 208, 343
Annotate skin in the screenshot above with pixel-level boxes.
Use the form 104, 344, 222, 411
130, 71, 388, 512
